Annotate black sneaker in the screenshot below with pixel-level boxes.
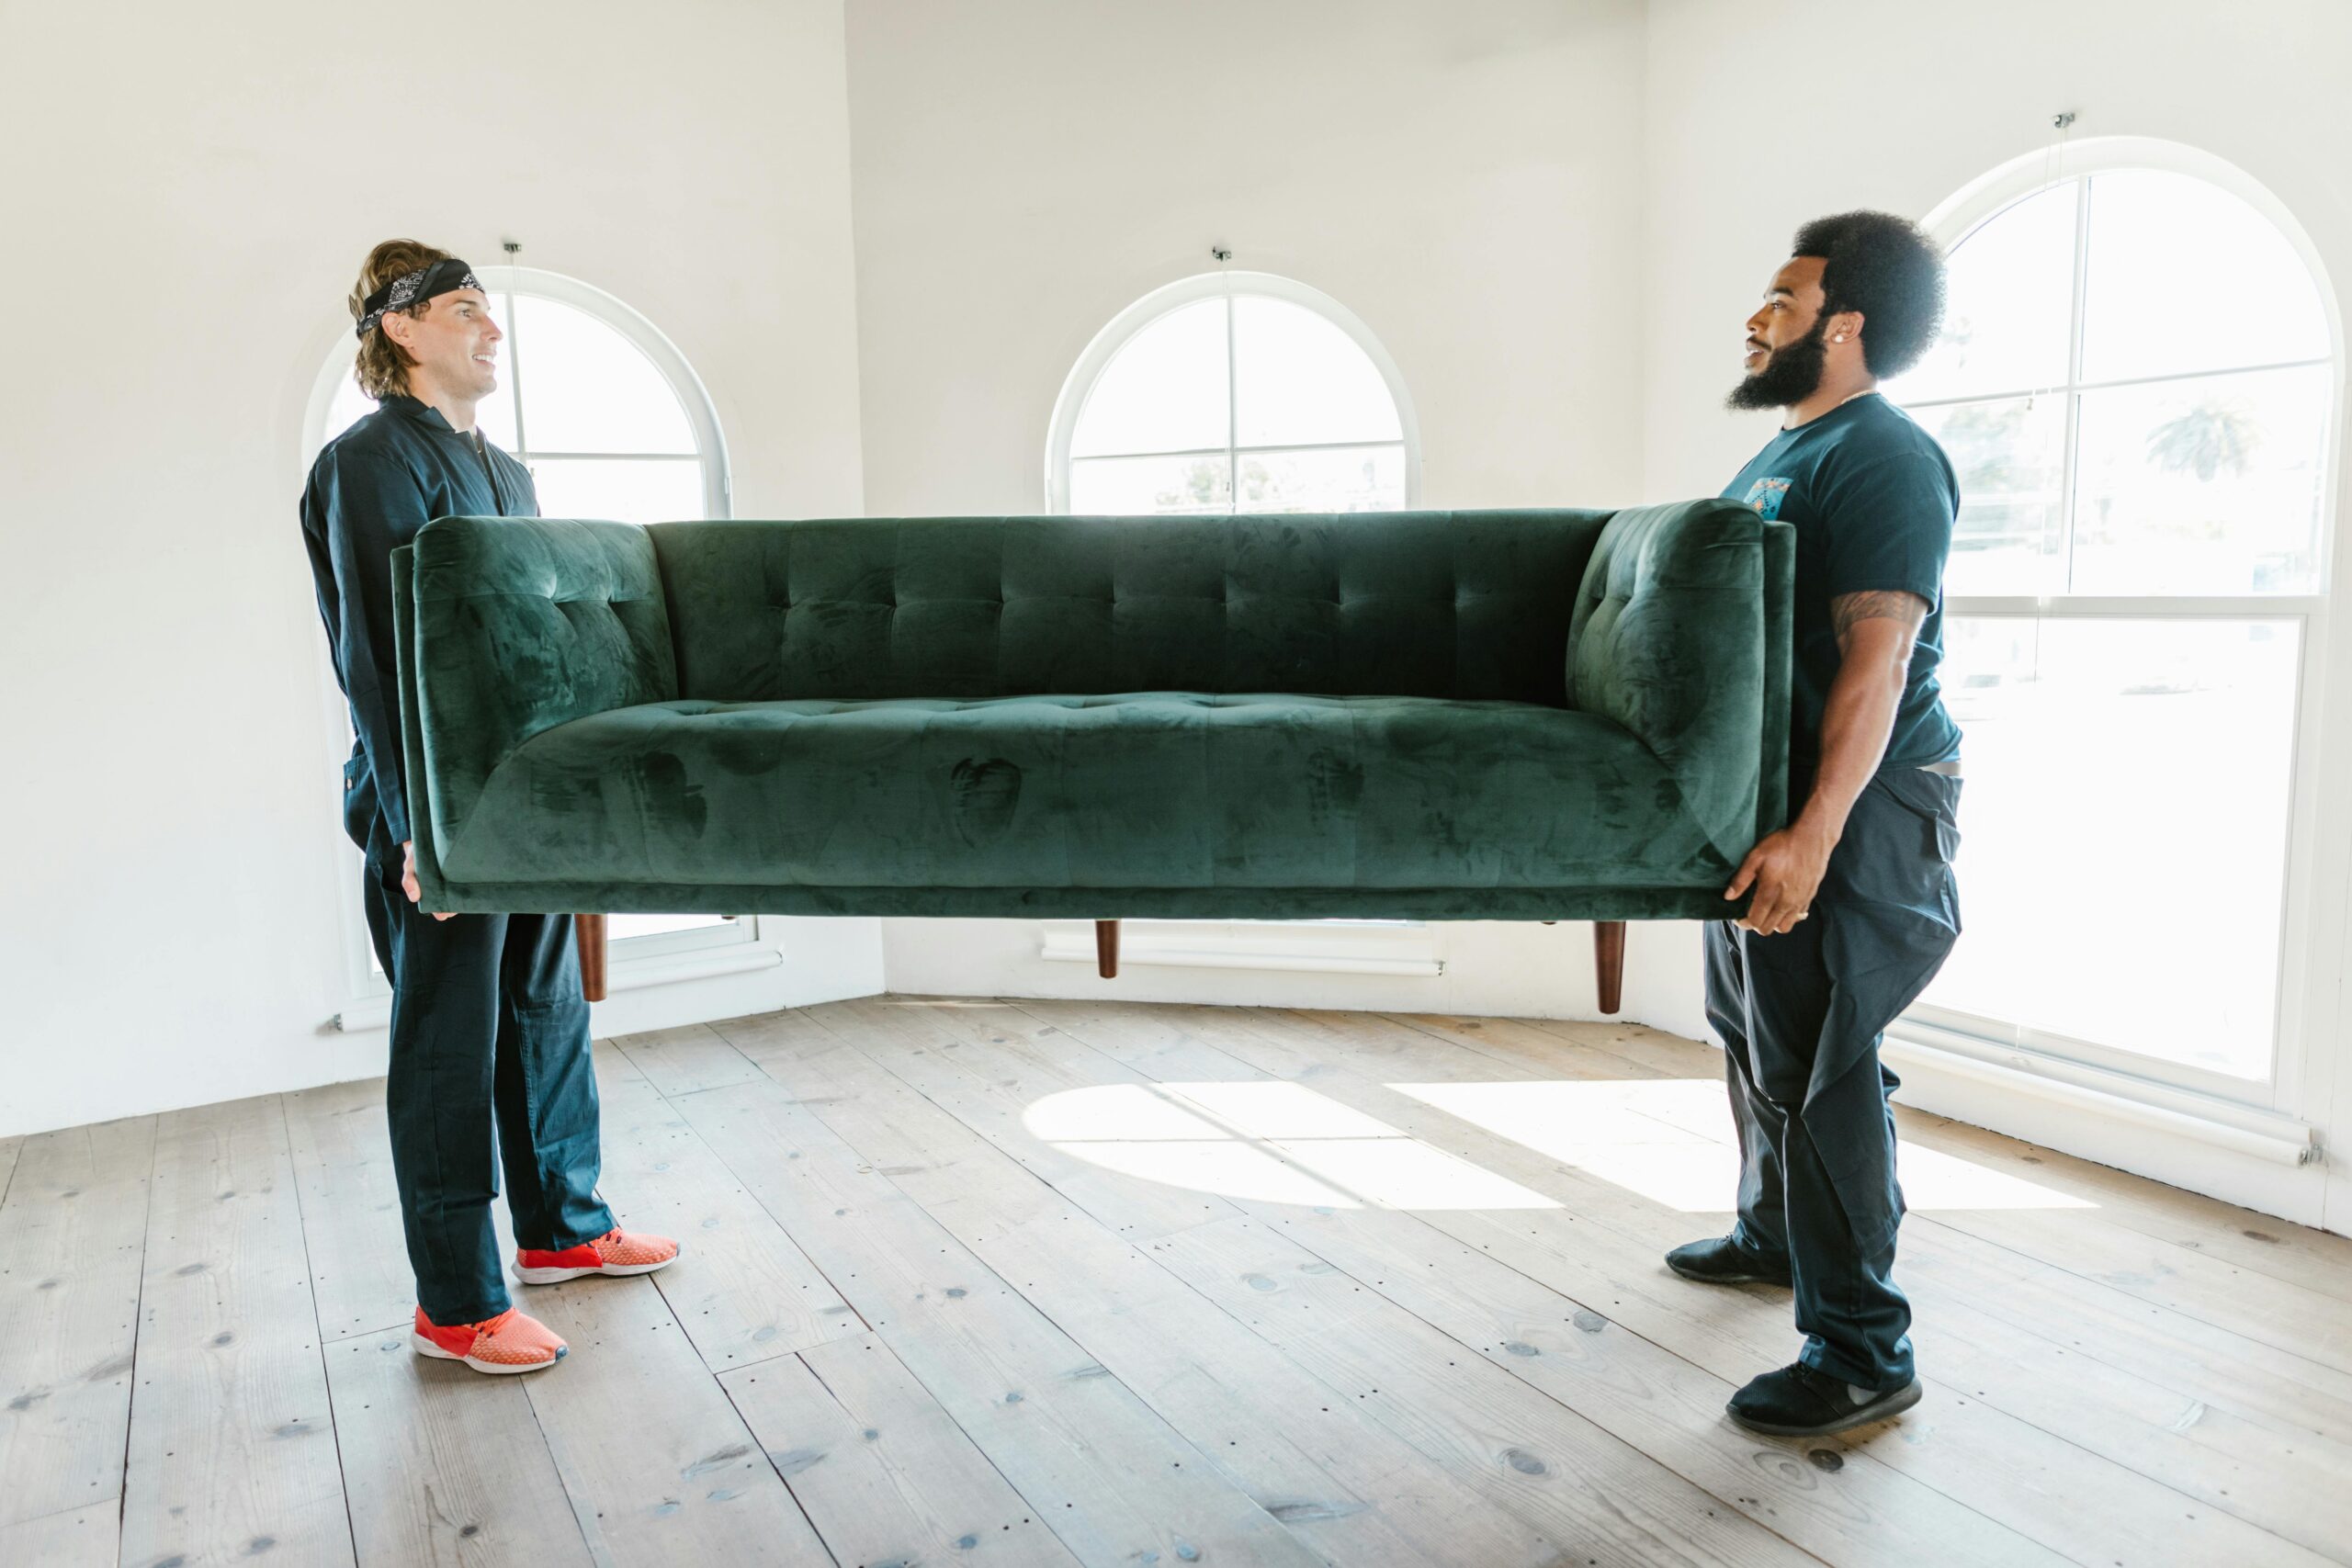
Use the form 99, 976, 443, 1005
1664, 1235, 1792, 1287
1725, 1362, 1923, 1437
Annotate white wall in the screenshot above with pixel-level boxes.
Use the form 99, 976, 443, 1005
1633, 0, 2352, 1225
0, 0, 880, 1138
844, 0, 1650, 516
847, 0, 1656, 1018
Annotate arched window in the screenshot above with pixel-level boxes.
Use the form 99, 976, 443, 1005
1885, 141, 2338, 1093
1037, 271, 1430, 965
1046, 270, 1418, 514
306, 267, 738, 967
313, 266, 729, 522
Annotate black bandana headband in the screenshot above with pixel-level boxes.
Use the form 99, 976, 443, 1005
355, 257, 484, 339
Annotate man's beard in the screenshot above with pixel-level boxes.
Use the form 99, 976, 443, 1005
1725, 317, 1830, 411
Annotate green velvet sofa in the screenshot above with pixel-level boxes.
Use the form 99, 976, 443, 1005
390, 503, 1791, 1010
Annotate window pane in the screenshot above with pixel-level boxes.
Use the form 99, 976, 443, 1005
2081, 170, 2331, 383
1069, 452, 1234, 514
1236, 444, 1407, 513
512, 294, 695, 455
1887, 182, 2076, 403
321, 294, 519, 451
1233, 296, 1403, 447
2070, 364, 2330, 594
1905, 395, 2067, 596
1071, 299, 1229, 457
528, 457, 707, 524
1925, 615, 2297, 1078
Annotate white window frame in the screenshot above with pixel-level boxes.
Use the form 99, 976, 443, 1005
301, 265, 759, 1021
1044, 268, 1423, 514
304, 265, 734, 518
1885, 136, 2346, 1136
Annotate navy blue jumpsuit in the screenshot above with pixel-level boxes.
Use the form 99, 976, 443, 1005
300, 392, 616, 1325
1712, 391, 1968, 1391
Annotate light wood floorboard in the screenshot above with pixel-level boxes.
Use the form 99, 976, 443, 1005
0, 1115, 153, 1537
0, 1503, 120, 1568
756, 1010, 1762, 1567
324, 1325, 590, 1567
8, 996, 2347, 1568
119, 1094, 353, 1567
718, 1332, 1089, 1568
674, 1069, 1340, 1567
588, 1070, 865, 1371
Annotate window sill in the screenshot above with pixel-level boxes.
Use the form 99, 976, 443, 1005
1037, 918, 1444, 977
331, 941, 785, 1033
1883, 1015, 2319, 1167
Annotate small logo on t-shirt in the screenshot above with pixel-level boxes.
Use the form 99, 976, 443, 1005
1742, 477, 1791, 520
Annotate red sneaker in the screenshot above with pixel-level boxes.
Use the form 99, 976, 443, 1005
513, 1226, 680, 1285
410, 1305, 567, 1373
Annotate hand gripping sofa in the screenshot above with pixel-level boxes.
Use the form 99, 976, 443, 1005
390, 503, 1792, 1012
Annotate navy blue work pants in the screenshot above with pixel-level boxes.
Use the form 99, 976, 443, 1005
355, 808, 616, 1325
1702, 762, 1964, 1390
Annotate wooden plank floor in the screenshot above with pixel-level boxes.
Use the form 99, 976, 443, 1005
6, 999, 2348, 1567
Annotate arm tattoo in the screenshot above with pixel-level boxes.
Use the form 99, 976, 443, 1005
1830, 590, 1929, 657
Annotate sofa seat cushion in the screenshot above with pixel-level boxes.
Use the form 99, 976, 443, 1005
437, 693, 1731, 891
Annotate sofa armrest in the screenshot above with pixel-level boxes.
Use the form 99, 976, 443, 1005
1566, 498, 1794, 866
393, 516, 680, 884
390, 544, 442, 903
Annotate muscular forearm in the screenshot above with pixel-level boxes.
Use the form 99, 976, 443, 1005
1796, 655, 1906, 844
1723, 581, 1929, 935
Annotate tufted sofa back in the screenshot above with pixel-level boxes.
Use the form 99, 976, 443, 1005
645, 511, 1611, 705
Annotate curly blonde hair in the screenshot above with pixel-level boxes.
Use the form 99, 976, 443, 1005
348, 239, 457, 400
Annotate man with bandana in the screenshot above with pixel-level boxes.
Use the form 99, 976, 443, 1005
1667, 211, 1966, 1437
300, 240, 677, 1375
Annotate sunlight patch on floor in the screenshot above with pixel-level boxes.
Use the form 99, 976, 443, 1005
1018, 1075, 2094, 1214
1391, 1078, 2097, 1213
1023, 1081, 1559, 1211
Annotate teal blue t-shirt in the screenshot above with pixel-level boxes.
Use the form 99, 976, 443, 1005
1722, 392, 1964, 785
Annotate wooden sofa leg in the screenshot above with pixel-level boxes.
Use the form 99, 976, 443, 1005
1095, 919, 1120, 979
576, 913, 608, 1002
1594, 920, 1625, 1016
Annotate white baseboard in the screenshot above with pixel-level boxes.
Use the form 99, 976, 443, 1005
331, 942, 785, 1034
1037, 918, 1445, 976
